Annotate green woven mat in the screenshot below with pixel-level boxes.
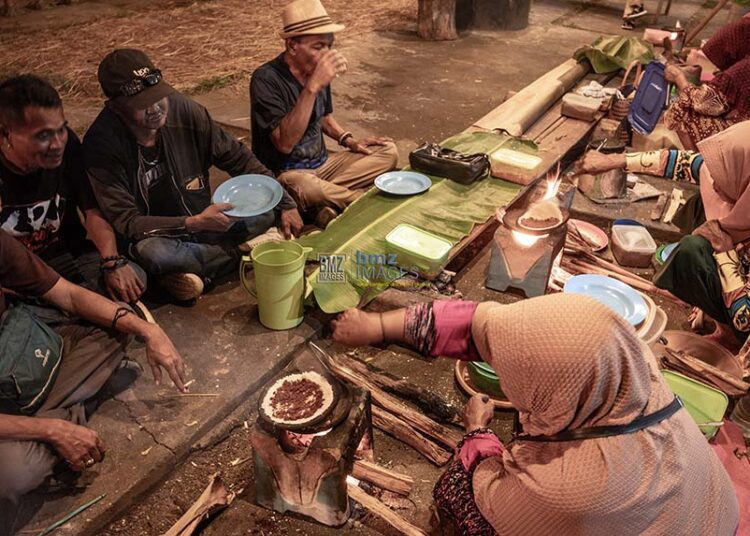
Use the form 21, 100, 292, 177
296, 132, 522, 313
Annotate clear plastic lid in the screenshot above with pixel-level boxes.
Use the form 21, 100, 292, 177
386, 224, 452, 260
611, 224, 657, 254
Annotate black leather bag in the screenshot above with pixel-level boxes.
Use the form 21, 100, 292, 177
409, 143, 490, 185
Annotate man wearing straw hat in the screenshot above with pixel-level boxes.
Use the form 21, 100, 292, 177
251, 0, 398, 228
85, 49, 303, 303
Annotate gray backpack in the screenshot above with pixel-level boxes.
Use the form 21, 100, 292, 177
0, 303, 63, 415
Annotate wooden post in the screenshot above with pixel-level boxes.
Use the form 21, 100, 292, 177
417, 0, 458, 41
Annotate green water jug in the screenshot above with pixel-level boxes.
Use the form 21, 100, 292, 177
240, 241, 312, 330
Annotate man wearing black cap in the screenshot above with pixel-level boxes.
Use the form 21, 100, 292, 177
84, 49, 303, 302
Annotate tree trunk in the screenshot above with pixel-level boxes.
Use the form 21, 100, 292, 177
417, 0, 458, 41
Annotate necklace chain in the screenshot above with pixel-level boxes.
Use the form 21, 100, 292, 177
139, 139, 161, 167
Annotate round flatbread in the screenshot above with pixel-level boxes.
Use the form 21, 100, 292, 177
261, 371, 335, 426
518, 200, 563, 231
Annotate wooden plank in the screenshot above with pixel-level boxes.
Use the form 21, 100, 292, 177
489, 73, 617, 186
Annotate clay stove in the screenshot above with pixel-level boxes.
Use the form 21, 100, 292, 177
486, 174, 576, 297
250, 349, 373, 527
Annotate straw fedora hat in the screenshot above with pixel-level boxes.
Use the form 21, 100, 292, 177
280, 0, 345, 38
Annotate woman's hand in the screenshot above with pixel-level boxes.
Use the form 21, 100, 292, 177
463, 394, 495, 432
331, 309, 384, 346
664, 64, 690, 90
693, 220, 734, 253
574, 151, 626, 175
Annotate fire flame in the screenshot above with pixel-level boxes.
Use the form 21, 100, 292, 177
543, 162, 562, 200
512, 230, 547, 247
671, 20, 683, 41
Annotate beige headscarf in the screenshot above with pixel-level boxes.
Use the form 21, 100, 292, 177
698, 120, 750, 243
470, 293, 738, 535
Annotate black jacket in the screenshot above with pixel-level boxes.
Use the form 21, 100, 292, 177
84, 93, 295, 242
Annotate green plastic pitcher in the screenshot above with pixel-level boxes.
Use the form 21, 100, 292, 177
240, 241, 312, 330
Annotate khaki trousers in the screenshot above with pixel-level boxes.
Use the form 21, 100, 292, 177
0, 320, 127, 509
278, 142, 398, 212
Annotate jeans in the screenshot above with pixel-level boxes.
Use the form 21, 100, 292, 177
43, 248, 147, 296
131, 211, 275, 280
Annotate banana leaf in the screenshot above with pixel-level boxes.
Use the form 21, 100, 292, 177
296, 132, 521, 313
574, 36, 655, 74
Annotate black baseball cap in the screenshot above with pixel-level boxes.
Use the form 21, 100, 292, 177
97, 49, 175, 109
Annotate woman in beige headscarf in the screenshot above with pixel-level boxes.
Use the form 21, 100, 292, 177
332, 294, 739, 535
576, 120, 750, 350
653, 120, 750, 351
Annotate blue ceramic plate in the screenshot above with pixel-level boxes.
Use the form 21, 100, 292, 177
212, 174, 283, 218
564, 274, 648, 326
375, 171, 432, 196
660, 242, 679, 263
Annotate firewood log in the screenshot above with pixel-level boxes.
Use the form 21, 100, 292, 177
327, 356, 463, 449
336, 354, 461, 425
372, 406, 452, 466
348, 483, 428, 536
352, 459, 414, 496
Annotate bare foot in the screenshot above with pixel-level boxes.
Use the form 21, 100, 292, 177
705, 322, 742, 353
331, 308, 383, 347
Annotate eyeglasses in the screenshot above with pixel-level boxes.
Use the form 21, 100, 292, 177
118, 69, 162, 97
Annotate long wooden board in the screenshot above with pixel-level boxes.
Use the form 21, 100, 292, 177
444, 71, 617, 267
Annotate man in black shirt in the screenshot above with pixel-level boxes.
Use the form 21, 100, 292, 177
85, 49, 303, 302
250, 0, 398, 227
0, 75, 146, 303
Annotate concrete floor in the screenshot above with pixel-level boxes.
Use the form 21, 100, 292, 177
6, 0, 740, 534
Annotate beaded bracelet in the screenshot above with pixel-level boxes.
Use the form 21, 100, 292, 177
100, 255, 129, 273
456, 427, 497, 450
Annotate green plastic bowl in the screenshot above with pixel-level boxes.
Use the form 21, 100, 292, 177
467, 361, 505, 398
661, 370, 728, 439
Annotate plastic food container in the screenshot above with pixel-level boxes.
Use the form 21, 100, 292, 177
611, 224, 657, 267
467, 361, 505, 398
661, 370, 728, 439
385, 224, 452, 279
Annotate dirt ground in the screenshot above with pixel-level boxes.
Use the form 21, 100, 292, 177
99, 344, 501, 536
0, 0, 414, 107
3, 0, 742, 534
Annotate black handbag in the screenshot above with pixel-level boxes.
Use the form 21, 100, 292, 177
409, 143, 490, 185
